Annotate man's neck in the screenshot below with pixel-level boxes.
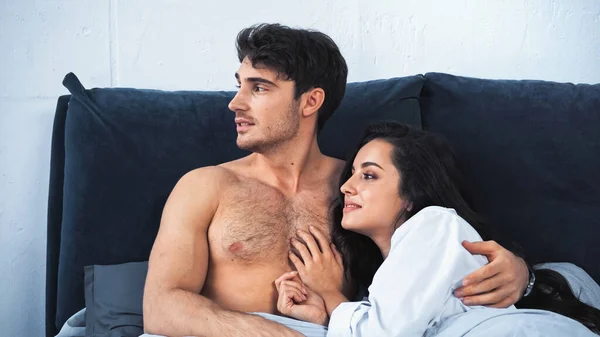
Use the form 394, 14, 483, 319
251, 135, 324, 195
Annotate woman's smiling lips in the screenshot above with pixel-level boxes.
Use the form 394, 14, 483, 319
343, 199, 362, 213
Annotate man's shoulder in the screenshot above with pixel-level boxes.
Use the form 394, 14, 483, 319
324, 155, 345, 166
217, 155, 259, 175
184, 165, 236, 182
175, 165, 240, 196
320, 154, 345, 173
320, 155, 345, 185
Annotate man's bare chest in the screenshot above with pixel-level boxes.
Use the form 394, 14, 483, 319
210, 181, 333, 261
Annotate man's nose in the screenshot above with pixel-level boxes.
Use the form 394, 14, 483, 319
228, 90, 249, 113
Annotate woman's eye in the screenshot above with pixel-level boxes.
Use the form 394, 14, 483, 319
362, 173, 376, 180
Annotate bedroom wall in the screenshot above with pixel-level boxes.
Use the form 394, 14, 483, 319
1, 0, 599, 335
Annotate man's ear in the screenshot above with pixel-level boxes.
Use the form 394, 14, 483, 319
301, 87, 325, 118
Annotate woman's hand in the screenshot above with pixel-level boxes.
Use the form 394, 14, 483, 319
275, 271, 328, 325
289, 226, 348, 315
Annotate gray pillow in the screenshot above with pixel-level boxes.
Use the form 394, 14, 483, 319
84, 261, 147, 337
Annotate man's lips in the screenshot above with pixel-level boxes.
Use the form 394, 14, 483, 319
235, 118, 254, 131
235, 117, 254, 125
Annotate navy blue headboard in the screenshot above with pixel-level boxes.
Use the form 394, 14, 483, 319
45, 73, 424, 336
46, 94, 70, 337
421, 72, 600, 283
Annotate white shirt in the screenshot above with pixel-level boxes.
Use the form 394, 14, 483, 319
327, 206, 494, 337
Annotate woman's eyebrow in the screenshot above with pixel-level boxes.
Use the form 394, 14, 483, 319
361, 161, 384, 171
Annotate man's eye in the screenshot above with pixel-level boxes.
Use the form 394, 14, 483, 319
254, 86, 266, 92
235, 84, 241, 89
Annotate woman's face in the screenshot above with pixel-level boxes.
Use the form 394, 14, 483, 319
340, 139, 410, 237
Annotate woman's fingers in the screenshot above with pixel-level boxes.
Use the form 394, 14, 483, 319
309, 226, 333, 259
280, 280, 307, 302
288, 251, 306, 275
278, 286, 297, 314
330, 243, 343, 267
291, 238, 313, 266
282, 279, 308, 295
296, 230, 323, 261
275, 271, 299, 292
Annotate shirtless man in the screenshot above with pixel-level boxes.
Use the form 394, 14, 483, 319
142, 23, 530, 337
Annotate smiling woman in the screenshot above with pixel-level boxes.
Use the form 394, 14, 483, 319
274, 121, 600, 336
339, 139, 410, 256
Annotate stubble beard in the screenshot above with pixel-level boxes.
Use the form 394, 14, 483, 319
237, 100, 301, 154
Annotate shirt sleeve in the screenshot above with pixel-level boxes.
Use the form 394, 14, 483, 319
327, 206, 487, 337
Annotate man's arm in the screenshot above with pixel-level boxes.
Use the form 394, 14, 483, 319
454, 240, 529, 307
143, 168, 301, 337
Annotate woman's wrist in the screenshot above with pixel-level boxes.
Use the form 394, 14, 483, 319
321, 290, 348, 317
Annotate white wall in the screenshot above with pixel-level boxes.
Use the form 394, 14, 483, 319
1, 0, 599, 335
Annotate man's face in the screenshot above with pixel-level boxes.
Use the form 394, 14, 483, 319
228, 58, 300, 153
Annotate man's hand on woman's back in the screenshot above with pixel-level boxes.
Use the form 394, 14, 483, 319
455, 240, 529, 308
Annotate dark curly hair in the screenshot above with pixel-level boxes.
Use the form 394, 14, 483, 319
235, 23, 348, 132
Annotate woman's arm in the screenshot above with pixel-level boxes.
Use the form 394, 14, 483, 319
327, 206, 488, 337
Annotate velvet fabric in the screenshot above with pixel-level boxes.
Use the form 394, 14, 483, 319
420, 72, 600, 283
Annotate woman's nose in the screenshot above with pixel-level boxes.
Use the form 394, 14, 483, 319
340, 176, 357, 195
